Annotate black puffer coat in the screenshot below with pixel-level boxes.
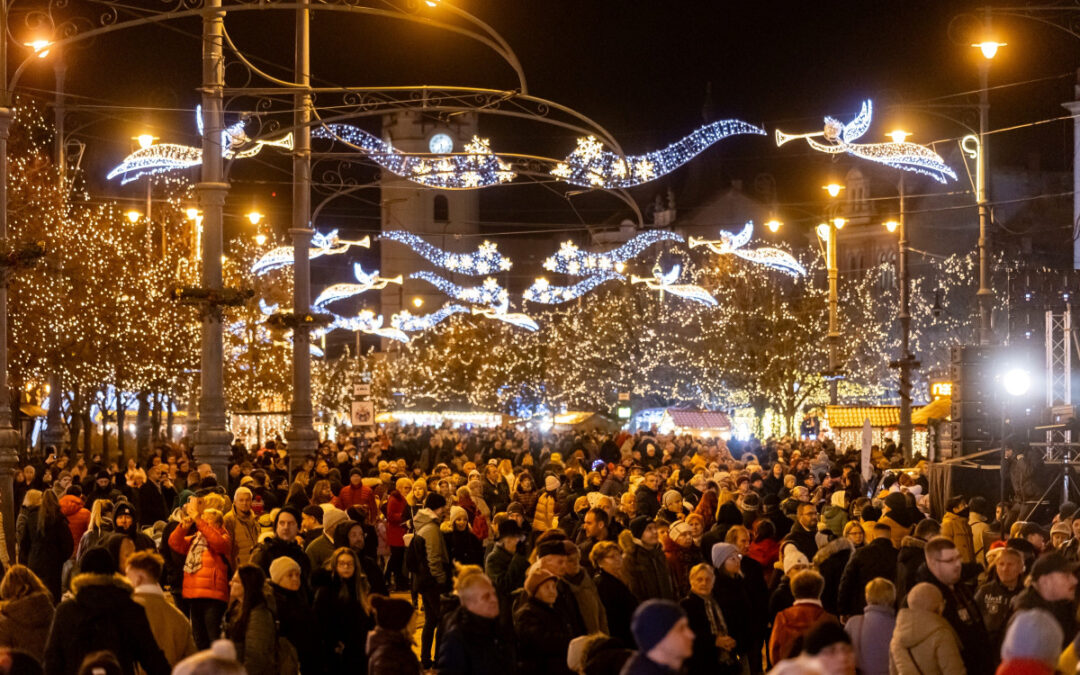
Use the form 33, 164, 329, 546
513, 596, 574, 675
367, 626, 421, 675
436, 605, 516, 675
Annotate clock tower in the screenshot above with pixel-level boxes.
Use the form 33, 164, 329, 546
379, 110, 480, 322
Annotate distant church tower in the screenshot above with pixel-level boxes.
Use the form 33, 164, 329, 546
379, 110, 480, 321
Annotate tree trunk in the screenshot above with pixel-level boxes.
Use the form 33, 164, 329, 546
166, 396, 174, 443
116, 379, 126, 464
150, 392, 161, 446
69, 383, 81, 459
135, 390, 150, 460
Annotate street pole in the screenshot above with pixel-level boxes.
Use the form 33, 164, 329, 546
897, 176, 914, 462
192, 0, 233, 487
0, 2, 19, 563
286, 0, 318, 475
43, 58, 66, 452
827, 223, 839, 405
976, 6, 993, 345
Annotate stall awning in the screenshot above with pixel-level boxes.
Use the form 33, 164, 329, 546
826, 406, 899, 429
912, 397, 950, 425
666, 410, 732, 431
20, 404, 46, 417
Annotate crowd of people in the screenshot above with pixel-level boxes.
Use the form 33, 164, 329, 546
0, 425, 1072, 675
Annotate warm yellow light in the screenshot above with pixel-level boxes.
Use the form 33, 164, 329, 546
254, 233, 267, 246
973, 40, 1006, 59
614, 261, 626, 273
185, 208, 200, 220
412, 297, 424, 308
823, 183, 844, 198
424, 0, 439, 6
125, 210, 142, 224
246, 211, 263, 226
816, 223, 831, 240
765, 219, 782, 233
136, 134, 156, 150
25, 39, 51, 58
885, 220, 899, 233
887, 130, 911, 144
832, 218, 846, 229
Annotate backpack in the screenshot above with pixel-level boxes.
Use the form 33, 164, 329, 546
404, 531, 427, 574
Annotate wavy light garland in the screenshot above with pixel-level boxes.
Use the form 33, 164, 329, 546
251, 230, 371, 275
630, 263, 717, 306
688, 222, 807, 277
329, 310, 410, 343
774, 100, 956, 183
314, 124, 516, 190
381, 231, 513, 275
523, 273, 624, 304
472, 304, 539, 331
542, 230, 684, 276
391, 304, 471, 332
313, 264, 403, 309
550, 120, 765, 189
409, 272, 509, 307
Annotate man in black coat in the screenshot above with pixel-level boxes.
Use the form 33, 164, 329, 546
436, 571, 515, 675
837, 523, 899, 616
44, 547, 171, 675
1011, 552, 1078, 648
780, 502, 819, 560
634, 472, 661, 519
250, 506, 313, 589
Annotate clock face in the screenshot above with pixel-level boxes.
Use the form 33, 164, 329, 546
429, 133, 453, 154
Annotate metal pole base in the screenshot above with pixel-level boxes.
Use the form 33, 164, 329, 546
193, 428, 232, 491
0, 427, 21, 561
285, 427, 318, 476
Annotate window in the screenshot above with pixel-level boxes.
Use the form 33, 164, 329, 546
880, 252, 896, 290
433, 195, 449, 222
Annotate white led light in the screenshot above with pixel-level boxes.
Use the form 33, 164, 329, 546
329, 310, 409, 343
313, 264, 403, 309
630, 263, 717, 306
688, 222, 806, 277
522, 272, 624, 304
471, 299, 539, 331
391, 304, 470, 332
410, 272, 509, 307
251, 230, 370, 275
381, 231, 513, 275
543, 230, 684, 276
775, 100, 956, 183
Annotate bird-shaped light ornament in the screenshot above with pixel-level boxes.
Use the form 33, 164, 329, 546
471, 298, 540, 331
630, 263, 717, 306
390, 304, 471, 332
107, 106, 293, 184
688, 222, 806, 277
329, 310, 410, 343
251, 230, 371, 276
774, 100, 956, 183
313, 264, 403, 309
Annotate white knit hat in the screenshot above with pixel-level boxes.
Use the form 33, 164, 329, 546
545, 475, 560, 492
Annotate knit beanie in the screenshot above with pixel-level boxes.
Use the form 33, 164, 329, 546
524, 568, 557, 597
630, 599, 686, 653
269, 556, 300, 585
663, 490, 682, 508
782, 546, 810, 574
537, 538, 570, 558
275, 505, 302, 529
81, 546, 117, 575
883, 492, 907, 513
545, 475, 560, 492
629, 515, 651, 539
424, 493, 447, 511
371, 594, 415, 631
711, 542, 739, 569
668, 521, 691, 543
1001, 609, 1063, 665
322, 508, 348, 543
449, 505, 468, 525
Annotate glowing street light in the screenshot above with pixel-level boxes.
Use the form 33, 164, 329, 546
24, 40, 51, 58
885, 220, 899, 233
135, 134, 157, 150
765, 219, 782, 233
412, 297, 424, 308
823, 183, 844, 198
254, 233, 267, 246
246, 210, 264, 226
1002, 368, 1031, 397
832, 217, 846, 229
973, 40, 1006, 59
125, 210, 142, 224
887, 129, 911, 144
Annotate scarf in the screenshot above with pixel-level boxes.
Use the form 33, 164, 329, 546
183, 531, 208, 574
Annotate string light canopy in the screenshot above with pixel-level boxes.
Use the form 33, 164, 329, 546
774, 100, 956, 183
313, 125, 516, 190
523, 272, 624, 304
550, 119, 765, 189
390, 304, 471, 332
543, 230, 684, 276
381, 231, 513, 275
251, 230, 370, 275
312, 264, 403, 309
688, 222, 807, 277
630, 263, 717, 306
108, 107, 293, 184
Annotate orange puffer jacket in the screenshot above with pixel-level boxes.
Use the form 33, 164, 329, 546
59, 495, 90, 558
168, 517, 231, 603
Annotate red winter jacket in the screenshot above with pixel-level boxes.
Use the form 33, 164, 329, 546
169, 517, 231, 603
334, 483, 378, 523
59, 495, 90, 558
386, 490, 407, 547
769, 601, 838, 664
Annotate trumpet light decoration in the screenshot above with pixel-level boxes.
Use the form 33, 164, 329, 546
774, 100, 956, 183
381, 231, 513, 275
550, 120, 765, 189
688, 222, 807, 277
251, 230, 371, 275
631, 263, 717, 307
542, 230, 684, 276
391, 304, 471, 332
108, 106, 293, 184
523, 273, 624, 304
314, 125, 516, 190
313, 264, 403, 309
472, 299, 540, 331
329, 310, 410, 343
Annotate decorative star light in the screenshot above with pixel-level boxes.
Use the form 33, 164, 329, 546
543, 230, 685, 276
774, 100, 956, 183
631, 263, 717, 306
409, 272, 509, 308
471, 298, 539, 331
108, 106, 293, 184
688, 222, 807, 277
251, 230, 371, 275
390, 304, 471, 332
313, 264, 403, 309
329, 310, 410, 343
552, 120, 765, 189
381, 231, 513, 275
313, 124, 516, 190
523, 272, 624, 304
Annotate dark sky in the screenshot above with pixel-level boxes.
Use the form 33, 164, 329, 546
19, 1, 1080, 234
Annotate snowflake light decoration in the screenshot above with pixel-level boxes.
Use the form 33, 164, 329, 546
543, 230, 685, 276
688, 222, 807, 277
381, 231, 513, 275
409, 272, 509, 307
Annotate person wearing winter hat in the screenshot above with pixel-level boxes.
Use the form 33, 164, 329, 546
533, 474, 560, 533
303, 506, 348, 570
968, 495, 993, 566
515, 568, 575, 675
621, 515, 677, 602
878, 492, 911, 548
768, 548, 812, 618
663, 520, 699, 598
367, 594, 420, 675
621, 599, 694, 675
266, 553, 321, 675
446, 503, 484, 567
995, 608, 1063, 675
249, 504, 312, 591
659, 490, 684, 523
414, 487, 450, 669
1051, 521, 1072, 550
1012, 551, 1079, 648
171, 640, 244, 675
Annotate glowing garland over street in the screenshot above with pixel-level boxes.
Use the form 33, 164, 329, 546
329, 310, 410, 343
774, 100, 956, 183
543, 230, 684, 276
390, 304, 471, 332
409, 272, 509, 307
631, 263, 717, 306
688, 222, 807, 277
251, 230, 371, 275
523, 273, 624, 304
472, 303, 540, 331
313, 264, 403, 309
313, 125, 516, 190
381, 231, 513, 275
550, 119, 765, 189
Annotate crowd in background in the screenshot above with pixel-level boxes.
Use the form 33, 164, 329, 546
0, 425, 1071, 674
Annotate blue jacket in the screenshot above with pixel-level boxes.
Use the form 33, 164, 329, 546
845, 604, 895, 675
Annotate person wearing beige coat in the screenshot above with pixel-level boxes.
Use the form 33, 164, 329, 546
940, 498, 975, 564
889, 583, 966, 675
126, 550, 198, 667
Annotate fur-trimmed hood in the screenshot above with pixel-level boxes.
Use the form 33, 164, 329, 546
899, 535, 926, 550
70, 572, 133, 596
813, 535, 853, 565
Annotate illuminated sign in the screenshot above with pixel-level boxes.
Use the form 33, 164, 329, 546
930, 381, 953, 400
617, 406, 632, 419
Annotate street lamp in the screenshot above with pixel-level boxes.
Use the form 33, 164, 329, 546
254, 233, 267, 246
766, 218, 782, 233
823, 183, 845, 198
412, 296, 424, 308
974, 9, 1000, 346
884, 167, 918, 463
246, 210, 263, 226
125, 210, 142, 224
821, 182, 844, 405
